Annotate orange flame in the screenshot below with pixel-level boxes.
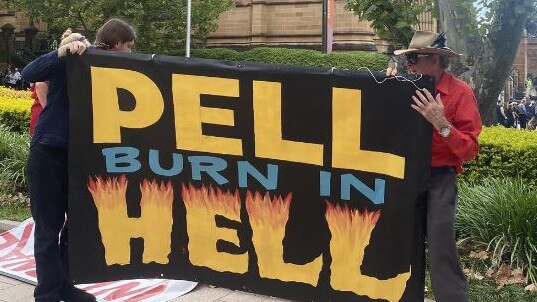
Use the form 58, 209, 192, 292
245, 191, 292, 230
325, 202, 380, 247
88, 175, 128, 209
140, 179, 173, 211
181, 183, 241, 219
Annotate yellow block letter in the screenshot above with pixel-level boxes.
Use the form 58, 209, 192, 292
332, 88, 405, 179
91, 67, 164, 143
182, 184, 248, 273
326, 203, 410, 302
88, 176, 174, 265
246, 191, 322, 285
173, 75, 242, 156
253, 81, 323, 166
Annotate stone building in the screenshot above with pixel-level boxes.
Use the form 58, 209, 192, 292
207, 0, 534, 96
0, 9, 50, 71
0, 0, 534, 95
206, 0, 437, 52
513, 35, 537, 91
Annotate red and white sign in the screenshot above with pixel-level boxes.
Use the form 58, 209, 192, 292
0, 219, 197, 302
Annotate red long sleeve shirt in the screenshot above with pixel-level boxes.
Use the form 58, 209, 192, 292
431, 72, 482, 173
29, 84, 43, 136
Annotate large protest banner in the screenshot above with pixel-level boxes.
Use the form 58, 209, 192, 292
67, 50, 434, 302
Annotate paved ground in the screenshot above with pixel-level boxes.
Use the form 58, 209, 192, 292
0, 220, 434, 302
0, 274, 436, 302
0, 274, 297, 302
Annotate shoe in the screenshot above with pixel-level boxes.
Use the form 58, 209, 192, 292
60, 286, 96, 302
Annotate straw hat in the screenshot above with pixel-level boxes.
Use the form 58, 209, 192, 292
393, 31, 461, 57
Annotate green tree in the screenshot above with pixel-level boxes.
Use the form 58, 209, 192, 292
347, 0, 537, 124
4, 0, 233, 54
346, 0, 435, 48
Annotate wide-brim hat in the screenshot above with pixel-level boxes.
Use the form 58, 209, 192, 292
393, 31, 461, 57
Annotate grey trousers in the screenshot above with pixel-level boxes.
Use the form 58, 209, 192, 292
424, 168, 469, 302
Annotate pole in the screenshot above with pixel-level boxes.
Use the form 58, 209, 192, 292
326, 0, 334, 53
186, 0, 192, 58
322, 0, 327, 53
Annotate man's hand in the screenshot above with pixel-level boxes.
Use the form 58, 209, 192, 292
386, 66, 398, 76
58, 41, 87, 58
411, 88, 450, 130
385, 56, 398, 76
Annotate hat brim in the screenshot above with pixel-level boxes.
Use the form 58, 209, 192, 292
394, 47, 462, 57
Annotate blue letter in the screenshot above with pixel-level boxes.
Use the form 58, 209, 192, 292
320, 171, 331, 197
237, 161, 278, 190
341, 174, 385, 204
149, 149, 183, 177
188, 156, 229, 185
102, 147, 141, 173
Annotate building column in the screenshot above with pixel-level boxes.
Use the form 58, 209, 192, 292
1, 23, 15, 66
251, 2, 267, 45
24, 25, 38, 53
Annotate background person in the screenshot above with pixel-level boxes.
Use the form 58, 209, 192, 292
496, 100, 508, 127
29, 82, 48, 135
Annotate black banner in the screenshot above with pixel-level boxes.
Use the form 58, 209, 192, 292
67, 49, 433, 302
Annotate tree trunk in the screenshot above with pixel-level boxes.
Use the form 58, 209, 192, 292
472, 0, 531, 125
437, 0, 481, 78
438, 0, 533, 125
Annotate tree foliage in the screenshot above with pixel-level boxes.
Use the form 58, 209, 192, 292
440, 0, 536, 123
4, 0, 234, 54
346, 0, 435, 47
347, 0, 537, 124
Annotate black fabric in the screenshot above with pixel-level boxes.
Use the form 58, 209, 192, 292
66, 50, 435, 302
27, 142, 69, 301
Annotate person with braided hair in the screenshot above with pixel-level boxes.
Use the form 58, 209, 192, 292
22, 19, 136, 302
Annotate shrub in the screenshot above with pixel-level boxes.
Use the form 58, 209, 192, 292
462, 126, 537, 185
0, 87, 32, 133
181, 47, 389, 71
0, 125, 30, 193
457, 177, 537, 284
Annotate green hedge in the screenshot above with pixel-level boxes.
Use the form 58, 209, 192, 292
0, 88, 32, 134
180, 47, 390, 71
462, 126, 537, 185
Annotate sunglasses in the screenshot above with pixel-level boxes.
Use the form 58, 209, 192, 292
405, 53, 432, 64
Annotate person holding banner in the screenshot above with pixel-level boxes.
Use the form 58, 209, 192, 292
387, 31, 482, 302
22, 19, 136, 302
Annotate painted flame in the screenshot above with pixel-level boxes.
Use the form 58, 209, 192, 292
325, 201, 410, 302
88, 176, 173, 265
88, 175, 128, 210
245, 191, 322, 285
181, 183, 247, 273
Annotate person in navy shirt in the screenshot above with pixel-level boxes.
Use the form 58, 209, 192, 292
22, 19, 136, 302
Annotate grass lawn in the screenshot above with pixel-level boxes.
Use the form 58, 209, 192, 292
468, 280, 537, 302
0, 202, 31, 222
425, 271, 536, 302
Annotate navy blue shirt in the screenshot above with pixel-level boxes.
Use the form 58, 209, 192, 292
21, 50, 69, 149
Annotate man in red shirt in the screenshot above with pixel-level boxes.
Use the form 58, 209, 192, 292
388, 31, 482, 302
